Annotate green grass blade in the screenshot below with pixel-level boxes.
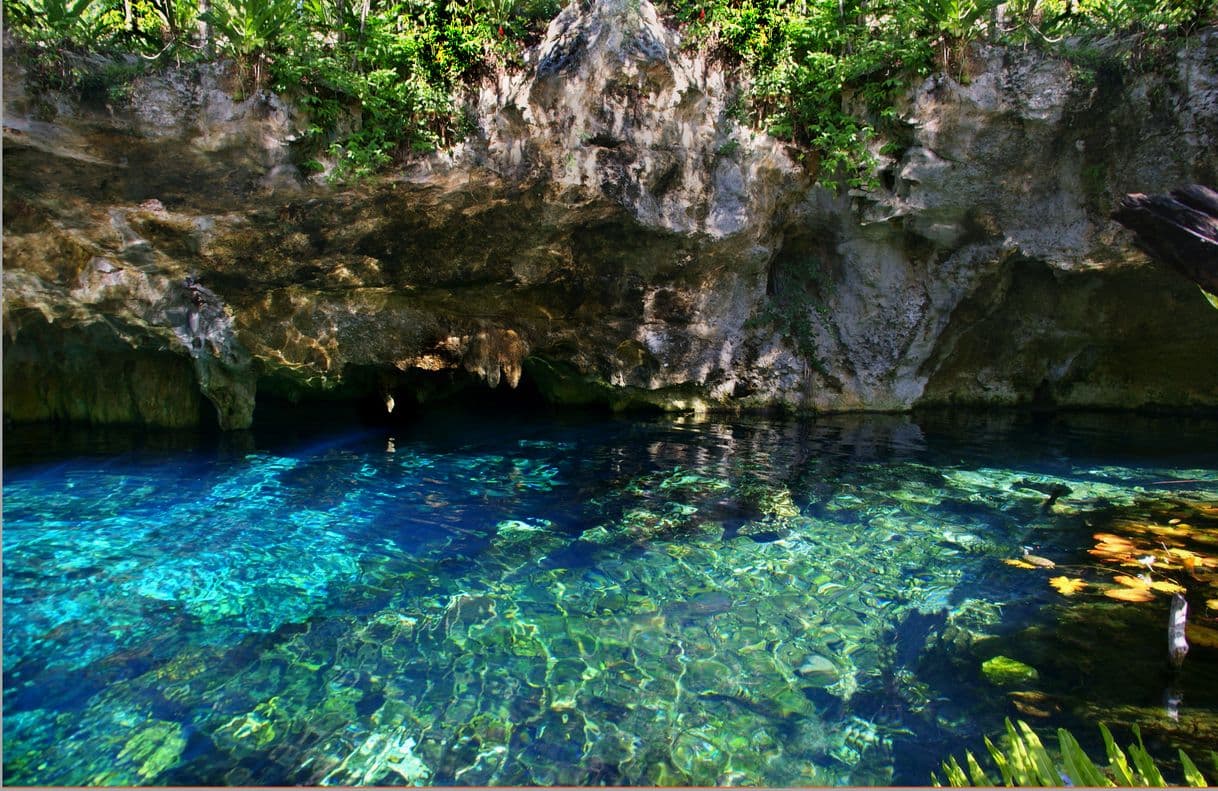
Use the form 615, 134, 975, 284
942, 755, 970, 787
1100, 723, 1135, 786
1128, 725, 1167, 787
1005, 718, 1036, 785
1180, 749, 1207, 788
985, 735, 1014, 786
966, 750, 994, 786
1058, 728, 1112, 788
1016, 720, 1061, 785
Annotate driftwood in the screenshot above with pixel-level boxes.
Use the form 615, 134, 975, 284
1112, 184, 1218, 296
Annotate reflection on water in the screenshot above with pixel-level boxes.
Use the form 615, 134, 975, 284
4, 410, 1218, 785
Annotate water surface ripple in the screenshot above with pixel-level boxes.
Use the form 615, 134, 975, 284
4, 410, 1218, 785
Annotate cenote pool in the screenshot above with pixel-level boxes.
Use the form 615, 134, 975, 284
4, 409, 1218, 786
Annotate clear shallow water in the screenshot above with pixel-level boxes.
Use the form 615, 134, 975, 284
4, 409, 1218, 786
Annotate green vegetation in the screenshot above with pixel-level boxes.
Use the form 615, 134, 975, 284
666, 0, 933, 187
4, 0, 202, 55
666, 0, 1215, 188
4, 0, 559, 177
269, 0, 560, 176
199, 0, 296, 89
5, 0, 116, 45
934, 718, 1214, 787
746, 253, 831, 372
3, 0, 1214, 182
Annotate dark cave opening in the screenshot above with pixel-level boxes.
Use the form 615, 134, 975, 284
251, 362, 578, 432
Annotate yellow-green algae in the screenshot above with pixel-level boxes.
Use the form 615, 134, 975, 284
981, 656, 1040, 687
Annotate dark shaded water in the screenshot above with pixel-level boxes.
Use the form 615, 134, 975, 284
4, 409, 1218, 785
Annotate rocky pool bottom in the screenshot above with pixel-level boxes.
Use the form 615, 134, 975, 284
3, 408, 1218, 786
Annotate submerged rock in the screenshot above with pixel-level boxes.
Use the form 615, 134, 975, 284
114, 720, 186, 782
981, 655, 1040, 686
797, 654, 840, 687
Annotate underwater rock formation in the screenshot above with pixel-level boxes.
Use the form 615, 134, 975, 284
4, 13, 1218, 428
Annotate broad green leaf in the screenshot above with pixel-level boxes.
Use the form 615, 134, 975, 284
985, 734, 1014, 786
1058, 728, 1112, 788
1180, 749, 1207, 787
1128, 725, 1166, 787
1005, 719, 1035, 785
66, 0, 93, 19
1100, 723, 1135, 786
1016, 720, 1061, 785
965, 750, 993, 786
943, 755, 970, 787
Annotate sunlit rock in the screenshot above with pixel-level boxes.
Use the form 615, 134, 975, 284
981, 655, 1040, 687
4, 20, 1218, 425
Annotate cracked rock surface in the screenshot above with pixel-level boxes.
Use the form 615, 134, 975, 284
4, 12, 1218, 429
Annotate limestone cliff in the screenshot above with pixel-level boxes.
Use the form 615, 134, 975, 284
4, 3, 1218, 429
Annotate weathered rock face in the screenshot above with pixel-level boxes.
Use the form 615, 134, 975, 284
807, 35, 1218, 411
4, 8, 1218, 429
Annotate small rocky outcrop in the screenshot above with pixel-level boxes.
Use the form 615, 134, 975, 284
4, 8, 1218, 429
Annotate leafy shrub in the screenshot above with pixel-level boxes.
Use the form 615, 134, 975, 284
270, 0, 559, 179
915, 0, 996, 78
200, 0, 297, 89
5, 0, 119, 47
664, 0, 935, 189
664, 0, 1213, 190
1075, 0, 1214, 35
6, 0, 204, 56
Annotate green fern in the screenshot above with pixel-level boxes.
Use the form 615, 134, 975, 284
933, 719, 1209, 787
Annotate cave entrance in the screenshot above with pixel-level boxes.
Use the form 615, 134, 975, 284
252, 363, 557, 430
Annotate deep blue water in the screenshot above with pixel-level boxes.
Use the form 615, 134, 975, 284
4, 409, 1218, 786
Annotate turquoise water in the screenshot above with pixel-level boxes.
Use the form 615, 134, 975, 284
4, 409, 1218, 786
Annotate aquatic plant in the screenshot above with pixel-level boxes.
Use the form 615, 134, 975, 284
933, 718, 1213, 787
